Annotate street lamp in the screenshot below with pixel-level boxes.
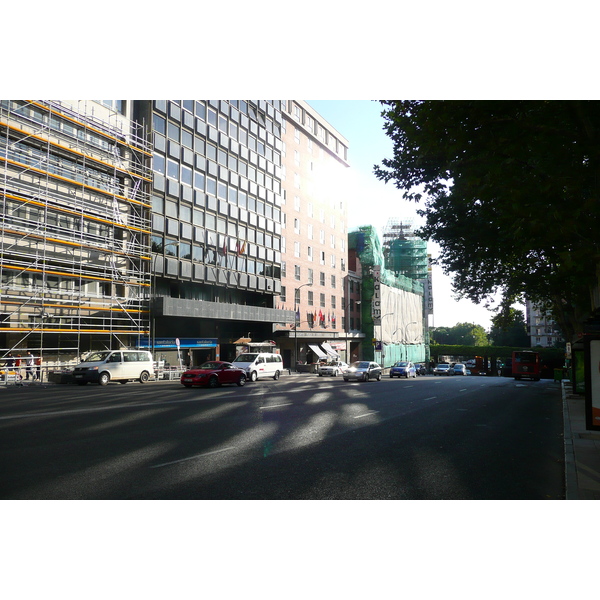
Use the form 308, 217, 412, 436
403, 321, 418, 360
379, 312, 395, 368
294, 282, 312, 372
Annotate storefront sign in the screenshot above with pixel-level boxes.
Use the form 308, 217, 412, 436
372, 265, 381, 326
138, 337, 218, 349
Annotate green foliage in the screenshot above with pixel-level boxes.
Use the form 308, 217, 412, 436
490, 308, 530, 347
431, 322, 489, 346
374, 101, 600, 341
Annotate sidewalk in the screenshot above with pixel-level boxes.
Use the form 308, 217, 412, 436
562, 381, 600, 499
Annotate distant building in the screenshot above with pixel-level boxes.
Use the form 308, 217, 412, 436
526, 300, 564, 347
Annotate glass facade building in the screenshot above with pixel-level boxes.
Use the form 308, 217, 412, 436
138, 100, 294, 365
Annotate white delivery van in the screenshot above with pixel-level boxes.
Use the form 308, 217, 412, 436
231, 352, 283, 382
72, 350, 154, 386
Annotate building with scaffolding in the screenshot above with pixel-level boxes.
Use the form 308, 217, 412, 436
349, 224, 428, 367
0, 100, 152, 369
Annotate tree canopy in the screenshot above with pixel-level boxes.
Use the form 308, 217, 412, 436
430, 322, 489, 346
489, 308, 530, 347
374, 101, 600, 341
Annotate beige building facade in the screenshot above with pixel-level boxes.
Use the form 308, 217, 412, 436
277, 100, 359, 368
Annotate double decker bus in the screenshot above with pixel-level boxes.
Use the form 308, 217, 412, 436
512, 350, 540, 381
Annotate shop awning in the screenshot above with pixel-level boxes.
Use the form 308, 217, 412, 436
308, 344, 328, 359
321, 342, 340, 359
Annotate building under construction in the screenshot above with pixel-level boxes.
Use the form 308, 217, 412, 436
382, 218, 428, 281
0, 100, 152, 367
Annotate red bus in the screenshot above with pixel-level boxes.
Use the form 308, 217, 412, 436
512, 351, 540, 381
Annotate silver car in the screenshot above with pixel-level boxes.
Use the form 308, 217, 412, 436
343, 361, 382, 382
452, 363, 467, 375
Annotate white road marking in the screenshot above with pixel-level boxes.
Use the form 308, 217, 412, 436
259, 403, 293, 409
151, 446, 237, 468
423, 397, 437, 401
353, 411, 379, 419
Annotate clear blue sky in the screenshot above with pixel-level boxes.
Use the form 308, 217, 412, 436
307, 100, 501, 330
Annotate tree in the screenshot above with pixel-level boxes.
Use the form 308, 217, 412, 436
374, 101, 600, 342
489, 308, 530, 347
431, 322, 489, 346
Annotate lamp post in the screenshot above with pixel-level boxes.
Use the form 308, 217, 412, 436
294, 282, 312, 372
379, 312, 395, 368
403, 321, 418, 361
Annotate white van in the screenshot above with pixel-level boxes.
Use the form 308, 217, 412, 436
72, 350, 154, 386
232, 352, 283, 382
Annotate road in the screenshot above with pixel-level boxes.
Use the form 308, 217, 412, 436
0, 373, 565, 499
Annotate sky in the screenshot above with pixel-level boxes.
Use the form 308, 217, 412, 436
307, 100, 502, 330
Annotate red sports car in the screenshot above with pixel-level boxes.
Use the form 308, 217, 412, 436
181, 361, 246, 388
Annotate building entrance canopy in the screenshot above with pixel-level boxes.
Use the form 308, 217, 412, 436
321, 342, 340, 359
308, 344, 328, 359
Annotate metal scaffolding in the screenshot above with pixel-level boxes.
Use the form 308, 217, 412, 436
382, 218, 429, 281
0, 100, 152, 365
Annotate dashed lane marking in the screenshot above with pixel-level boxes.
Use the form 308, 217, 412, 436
151, 446, 237, 469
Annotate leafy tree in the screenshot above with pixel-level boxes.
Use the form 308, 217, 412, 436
431, 322, 489, 346
489, 308, 530, 347
374, 101, 600, 342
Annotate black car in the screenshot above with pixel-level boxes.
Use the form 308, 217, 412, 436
414, 363, 427, 376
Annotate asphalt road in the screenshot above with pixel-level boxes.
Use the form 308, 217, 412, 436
0, 374, 565, 499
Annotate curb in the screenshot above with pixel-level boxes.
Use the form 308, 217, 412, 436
562, 380, 579, 500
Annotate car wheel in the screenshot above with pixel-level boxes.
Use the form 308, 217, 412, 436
98, 372, 110, 386
343, 377, 348, 381
333, 370, 337, 377
318, 373, 323, 377
250, 371, 258, 382
389, 373, 394, 378
208, 376, 219, 388
364, 374, 369, 382
273, 370, 280, 381
139, 371, 150, 384
237, 375, 246, 386
377, 372, 381, 381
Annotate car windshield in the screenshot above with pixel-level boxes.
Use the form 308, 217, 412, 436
351, 361, 370, 369
199, 362, 222, 370
438, 364, 449, 369
84, 351, 111, 362
395, 362, 408, 367
233, 354, 258, 363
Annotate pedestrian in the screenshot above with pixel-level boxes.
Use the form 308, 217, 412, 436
15, 355, 23, 380
25, 351, 34, 380
35, 355, 42, 380
5, 352, 15, 368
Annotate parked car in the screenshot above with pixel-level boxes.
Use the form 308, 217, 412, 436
73, 350, 154, 386
318, 361, 348, 377
343, 361, 382, 382
181, 361, 246, 388
452, 363, 467, 376
433, 363, 453, 376
414, 363, 427, 376
231, 352, 283, 382
389, 361, 417, 378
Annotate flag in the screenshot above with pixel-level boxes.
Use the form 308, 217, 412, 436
222, 237, 228, 255
239, 241, 246, 255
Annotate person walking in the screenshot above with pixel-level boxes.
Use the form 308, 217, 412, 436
25, 351, 34, 380
15, 355, 23, 380
34, 355, 42, 381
